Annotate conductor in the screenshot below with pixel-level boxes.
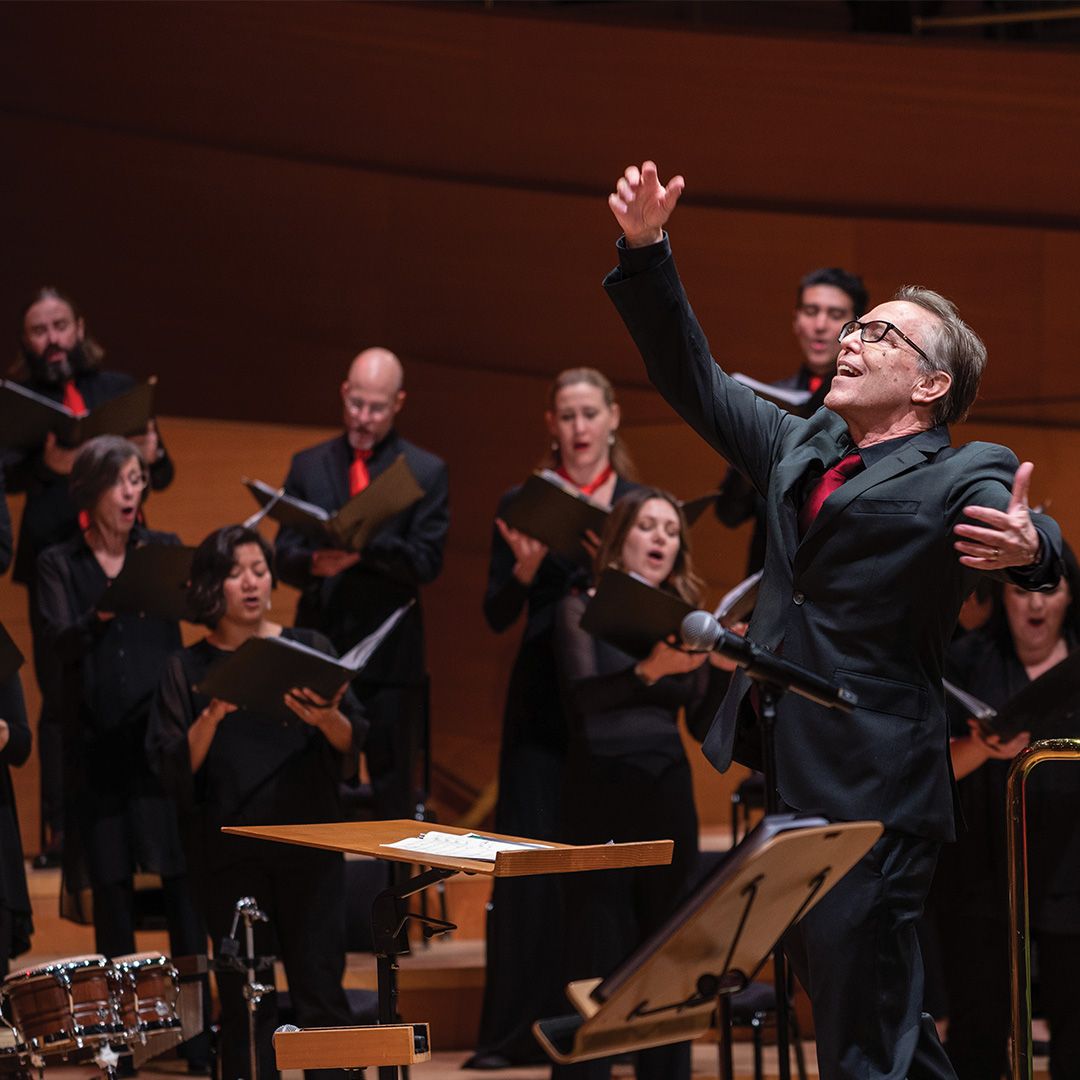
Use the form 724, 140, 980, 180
603, 161, 1063, 1080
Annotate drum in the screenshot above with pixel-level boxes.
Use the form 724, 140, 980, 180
112, 954, 180, 1038
0, 954, 122, 1056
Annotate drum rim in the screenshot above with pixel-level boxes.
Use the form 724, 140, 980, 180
2, 955, 110, 984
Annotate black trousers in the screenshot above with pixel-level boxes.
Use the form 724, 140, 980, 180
783, 829, 957, 1080
473, 740, 566, 1064
939, 910, 1080, 1080
205, 841, 353, 1080
552, 754, 698, 1080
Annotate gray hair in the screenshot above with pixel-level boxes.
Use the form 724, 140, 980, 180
893, 285, 986, 426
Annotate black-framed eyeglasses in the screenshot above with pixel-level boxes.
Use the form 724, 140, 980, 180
838, 319, 932, 366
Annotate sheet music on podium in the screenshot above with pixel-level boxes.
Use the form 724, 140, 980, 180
381, 830, 552, 862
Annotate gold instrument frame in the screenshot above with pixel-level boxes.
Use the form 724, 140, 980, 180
1007, 737, 1080, 1080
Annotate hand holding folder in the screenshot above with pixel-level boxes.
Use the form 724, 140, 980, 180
194, 603, 413, 724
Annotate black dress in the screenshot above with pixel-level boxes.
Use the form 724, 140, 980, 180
551, 591, 729, 1080
36, 524, 195, 956
2, 367, 174, 842
0, 670, 33, 977
934, 628, 1080, 1080
469, 476, 637, 1067
148, 629, 369, 1080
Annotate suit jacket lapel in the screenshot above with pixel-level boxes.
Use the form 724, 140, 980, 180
795, 427, 947, 566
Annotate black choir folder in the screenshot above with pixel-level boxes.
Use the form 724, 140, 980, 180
581, 570, 694, 660
501, 471, 608, 563
945, 648, 1080, 742
98, 544, 197, 622
0, 378, 156, 450
0, 622, 25, 684
243, 454, 424, 552
581, 568, 764, 661
195, 603, 412, 723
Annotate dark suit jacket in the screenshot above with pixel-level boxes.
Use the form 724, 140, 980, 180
275, 430, 449, 686
605, 237, 1062, 842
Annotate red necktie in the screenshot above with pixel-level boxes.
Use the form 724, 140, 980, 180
799, 452, 863, 537
349, 448, 373, 496
807, 375, 823, 394
62, 380, 88, 417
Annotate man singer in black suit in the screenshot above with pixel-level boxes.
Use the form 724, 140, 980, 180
604, 161, 1063, 1080
275, 347, 449, 820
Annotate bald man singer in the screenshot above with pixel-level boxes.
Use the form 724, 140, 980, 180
275, 349, 449, 820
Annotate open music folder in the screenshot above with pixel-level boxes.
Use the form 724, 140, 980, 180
244, 454, 423, 552
194, 603, 412, 723
945, 648, 1080, 741
500, 470, 609, 564
580, 569, 695, 660
0, 378, 157, 449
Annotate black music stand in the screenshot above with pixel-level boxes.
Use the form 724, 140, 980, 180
534, 815, 881, 1069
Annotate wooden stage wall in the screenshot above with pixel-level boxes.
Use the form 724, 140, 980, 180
2, 4, 1080, 848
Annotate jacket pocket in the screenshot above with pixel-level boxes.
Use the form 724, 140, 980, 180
834, 668, 927, 722
850, 499, 920, 515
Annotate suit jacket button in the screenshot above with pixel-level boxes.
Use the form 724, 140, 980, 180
793, 591, 805, 605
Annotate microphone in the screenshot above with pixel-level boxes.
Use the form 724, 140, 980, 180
679, 610, 857, 713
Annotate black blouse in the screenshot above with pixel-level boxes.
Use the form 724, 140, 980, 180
148, 628, 368, 846
555, 591, 730, 775
37, 526, 183, 743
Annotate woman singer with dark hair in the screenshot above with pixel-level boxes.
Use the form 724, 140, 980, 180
35, 435, 199, 961
468, 368, 639, 1069
147, 524, 367, 1080
937, 545, 1080, 1080
551, 487, 730, 1080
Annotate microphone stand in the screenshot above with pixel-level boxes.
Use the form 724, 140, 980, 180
682, 613, 857, 1080
219, 896, 273, 1080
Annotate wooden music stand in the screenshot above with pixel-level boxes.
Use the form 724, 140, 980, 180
223, 819, 673, 1078
533, 815, 882, 1068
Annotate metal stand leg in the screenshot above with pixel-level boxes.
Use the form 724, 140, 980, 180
371, 867, 457, 1080
758, 684, 792, 1080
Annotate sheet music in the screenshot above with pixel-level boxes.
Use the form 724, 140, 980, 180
381, 830, 551, 861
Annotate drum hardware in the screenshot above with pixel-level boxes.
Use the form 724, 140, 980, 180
0, 953, 196, 1080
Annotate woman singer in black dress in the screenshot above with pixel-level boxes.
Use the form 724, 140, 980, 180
35, 435, 199, 961
467, 368, 638, 1069
938, 545, 1080, 1080
551, 487, 730, 1080
147, 525, 367, 1080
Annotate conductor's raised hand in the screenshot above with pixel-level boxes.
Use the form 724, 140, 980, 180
955, 461, 1041, 571
608, 161, 685, 248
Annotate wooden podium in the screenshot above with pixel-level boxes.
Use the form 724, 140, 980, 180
223, 819, 673, 1077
